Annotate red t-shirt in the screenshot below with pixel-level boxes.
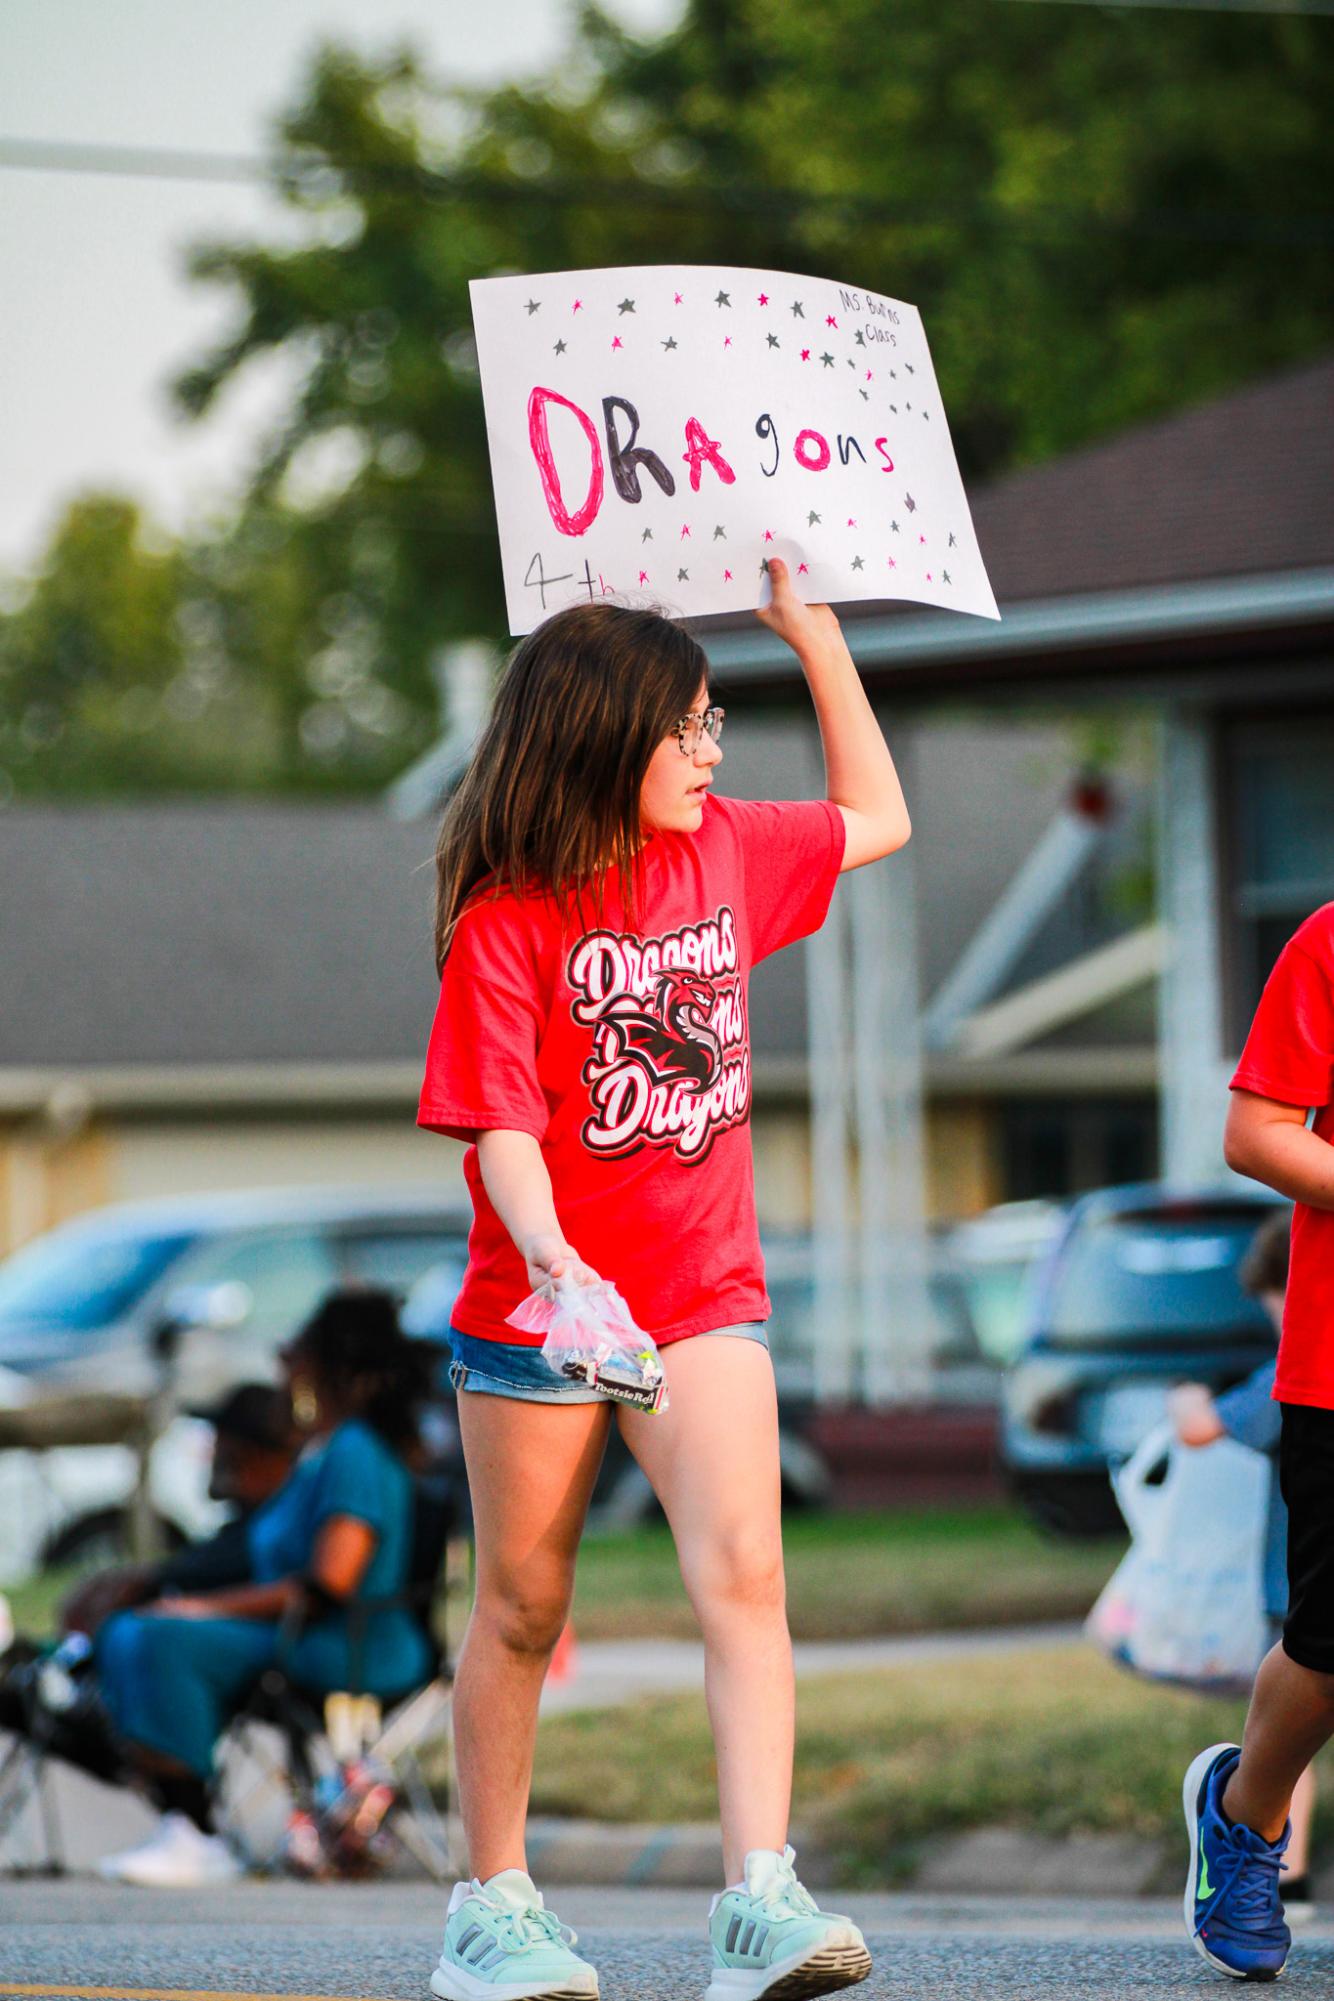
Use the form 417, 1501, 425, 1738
417, 793, 846, 1344
1229, 902, 1334, 1410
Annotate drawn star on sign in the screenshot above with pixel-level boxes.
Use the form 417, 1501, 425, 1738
905, 494, 917, 512
790, 301, 805, 317
525, 298, 541, 315
949, 533, 958, 547
820, 352, 834, 367
854, 332, 865, 347
662, 337, 678, 350
766, 334, 780, 349
618, 298, 636, 314
851, 555, 864, 570
678, 568, 689, 581
943, 569, 952, 584
808, 511, 821, 525
826, 314, 838, 327
800, 349, 810, 361
642, 528, 654, 542
715, 290, 731, 307
758, 292, 769, 305
713, 525, 727, 539
553, 339, 566, 354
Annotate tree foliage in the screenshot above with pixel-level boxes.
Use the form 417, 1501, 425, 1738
2, 4, 1329, 797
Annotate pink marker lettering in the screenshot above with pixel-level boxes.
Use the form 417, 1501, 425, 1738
681, 416, 737, 494
793, 428, 831, 472
528, 386, 604, 537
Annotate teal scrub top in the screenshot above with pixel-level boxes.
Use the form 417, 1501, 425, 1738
247, 1417, 433, 1696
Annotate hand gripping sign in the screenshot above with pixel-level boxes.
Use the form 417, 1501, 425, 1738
469, 263, 999, 634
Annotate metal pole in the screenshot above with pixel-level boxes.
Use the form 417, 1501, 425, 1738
850, 838, 935, 1404
1155, 708, 1229, 1183
805, 884, 856, 1404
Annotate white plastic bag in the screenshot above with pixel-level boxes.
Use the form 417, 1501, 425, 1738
1085, 1421, 1271, 1695
506, 1276, 668, 1413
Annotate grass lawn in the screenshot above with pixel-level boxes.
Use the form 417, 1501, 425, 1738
532, 1645, 1334, 1883
570, 1505, 1124, 1641
3, 1566, 74, 1635
6, 1505, 1118, 1649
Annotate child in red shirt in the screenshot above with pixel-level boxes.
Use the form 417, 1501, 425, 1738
1181, 903, 1334, 1981
418, 560, 908, 2001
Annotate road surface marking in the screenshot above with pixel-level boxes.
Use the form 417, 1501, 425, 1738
0, 1986, 404, 2001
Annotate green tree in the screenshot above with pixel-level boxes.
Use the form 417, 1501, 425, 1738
0, 494, 193, 796
4, 7, 1329, 797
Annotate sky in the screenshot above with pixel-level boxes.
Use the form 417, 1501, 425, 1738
0, 0, 681, 578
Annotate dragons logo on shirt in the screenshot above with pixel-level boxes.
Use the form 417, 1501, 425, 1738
567, 909, 751, 1162
594, 969, 723, 1090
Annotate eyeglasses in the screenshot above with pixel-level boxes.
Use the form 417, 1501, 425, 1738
672, 706, 726, 756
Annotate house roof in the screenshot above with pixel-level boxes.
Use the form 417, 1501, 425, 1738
1, 803, 441, 1069
970, 354, 1334, 604
1, 720, 1148, 1078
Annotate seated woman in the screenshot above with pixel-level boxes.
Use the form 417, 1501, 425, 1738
91, 1285, 437, 1886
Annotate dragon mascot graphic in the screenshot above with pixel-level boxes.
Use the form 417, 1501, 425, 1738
568, 911, 752, 1161
590, 969, 723, 1090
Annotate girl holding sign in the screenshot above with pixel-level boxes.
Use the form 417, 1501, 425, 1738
418, 558, 909, 2001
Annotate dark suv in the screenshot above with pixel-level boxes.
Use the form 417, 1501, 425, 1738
1001, 1181, 1288, 1536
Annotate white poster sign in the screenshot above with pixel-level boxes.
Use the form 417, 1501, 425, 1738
470, 263, 999, 635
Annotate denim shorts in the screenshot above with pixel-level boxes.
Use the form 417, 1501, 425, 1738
446, 1322, 768, 1403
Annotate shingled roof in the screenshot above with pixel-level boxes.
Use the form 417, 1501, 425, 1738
1, 804, 440, 1069
970, 354, 1334, 604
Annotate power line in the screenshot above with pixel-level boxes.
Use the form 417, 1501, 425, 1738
1008, 0, 1334, 13
1, 133, 1331, 248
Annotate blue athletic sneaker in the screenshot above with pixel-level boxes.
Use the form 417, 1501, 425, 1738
430, 1869, 599, 2001
1183, 1743, 1291, 1982
705, 1846, 871, 2001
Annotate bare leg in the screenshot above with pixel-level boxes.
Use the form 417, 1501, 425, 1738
452, 1393, 612, 1880
618, 1336, 792, 1883
1222, 1642, 1334, 1841
1287, 1765, 1316, 1879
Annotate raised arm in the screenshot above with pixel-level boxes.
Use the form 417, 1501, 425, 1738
755, 555, 911, 871
1224, 1091, 1334, 1212
476, 1128, 600, 1289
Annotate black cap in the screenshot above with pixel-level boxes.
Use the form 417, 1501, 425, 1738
185, 1382, 294, 1453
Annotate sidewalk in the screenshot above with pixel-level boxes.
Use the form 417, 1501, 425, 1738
539, 1619, 1083, 1714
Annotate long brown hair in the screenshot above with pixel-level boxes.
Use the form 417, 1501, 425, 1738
432, 601, 707, 971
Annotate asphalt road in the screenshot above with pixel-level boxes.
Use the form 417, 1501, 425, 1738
3, 1880, 1333, 2000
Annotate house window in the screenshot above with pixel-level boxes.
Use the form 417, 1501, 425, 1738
1000, 1097, 1158, 1201
1223, 711, 1334, 1048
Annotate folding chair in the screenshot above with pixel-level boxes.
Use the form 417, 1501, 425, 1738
0, 1640, 128, 1876
214, 1464, 463, 1881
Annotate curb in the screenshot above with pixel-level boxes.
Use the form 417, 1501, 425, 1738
524, 1818, 1185, 1894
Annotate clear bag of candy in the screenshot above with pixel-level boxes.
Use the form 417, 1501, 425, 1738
505, 1276, 668, 1413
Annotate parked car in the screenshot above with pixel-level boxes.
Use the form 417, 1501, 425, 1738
1001, 1181, 1289, 1537
0, 1184, 470, 1581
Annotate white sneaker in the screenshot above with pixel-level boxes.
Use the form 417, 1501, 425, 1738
97, 1810, 244, 1886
